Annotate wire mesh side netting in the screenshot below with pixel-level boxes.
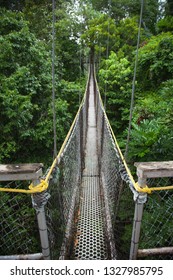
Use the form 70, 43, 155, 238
95, 72, 173, 260
96, 88, 135, 260
0, 181, 41, 256
46, 101, 88, 259
138, 177, 173, 260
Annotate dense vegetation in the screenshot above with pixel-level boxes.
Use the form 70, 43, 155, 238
0, 0, 173, 166
1, 0, 173, 259
0, 0, 86, 166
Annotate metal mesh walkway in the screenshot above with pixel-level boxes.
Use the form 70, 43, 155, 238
73, 75, 109, 259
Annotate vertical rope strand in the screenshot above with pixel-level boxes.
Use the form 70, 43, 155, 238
52, 0, 57, 158
104, 0, 112, 110
124, 0, 144, 159
79, 47, 82, 105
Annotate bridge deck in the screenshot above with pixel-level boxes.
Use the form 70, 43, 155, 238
73, 75, 109, 259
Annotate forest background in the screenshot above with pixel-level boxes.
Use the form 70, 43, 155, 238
0, 0, 173, 169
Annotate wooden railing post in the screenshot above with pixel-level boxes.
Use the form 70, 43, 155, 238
130, 161, 173, 259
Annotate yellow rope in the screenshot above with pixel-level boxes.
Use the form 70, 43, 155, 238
135, 183, 173, 194
0, 180, 48, 194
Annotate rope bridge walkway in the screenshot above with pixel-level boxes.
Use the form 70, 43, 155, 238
73, 72, 109, 259
1, 65, 173, 260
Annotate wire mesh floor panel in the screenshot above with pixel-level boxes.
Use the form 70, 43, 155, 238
73, 76, 109, 259
74, 176, 108, 259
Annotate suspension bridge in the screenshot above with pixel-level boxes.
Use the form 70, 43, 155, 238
0, 64, 173, 260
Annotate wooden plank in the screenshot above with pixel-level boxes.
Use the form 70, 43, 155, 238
134, 161, 173, 178
0, 163, 43, 181
0, 163, 43, 174
138, 247, 173, 257
0, 253, 44, 260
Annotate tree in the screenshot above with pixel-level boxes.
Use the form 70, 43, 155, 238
81, 12, 118, 59
0, 0, 25, 10
99, 51, 132, 133
165, 0, 173, 16
91, 0, 160, 33
126, 79, 173, 163
0, 8, 72, 164
157, 16, 173, 32
116, 16, 147, 60
136, 32, 173, 90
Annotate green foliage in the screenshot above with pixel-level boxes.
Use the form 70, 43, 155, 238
80, 12, 146, 61
116, 16, 147, 59
91, 0, 160, 33
24, 0, 52, 41
55, 12, 82, 81
0, 7, 81, 164
0, 8, 51, 162
81, 12, 118, 57
0, 0, 25, 11
157, 16, 173, 32
137, 33, 173, 90
99, 51, 132, 133
127, 79, 173, 162
127, 119, 164, 160
1, 0, 173, 260
165, 0, 173, 16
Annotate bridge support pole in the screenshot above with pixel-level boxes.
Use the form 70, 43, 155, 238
129, 177, 147, 260
32, 181, 50, 260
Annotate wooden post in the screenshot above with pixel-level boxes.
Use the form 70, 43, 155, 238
134, 161, 173, 179
130, 161, 173, 259
0, 163, 43, 181
138, 247, 173, 257
0, 253, 43, 260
